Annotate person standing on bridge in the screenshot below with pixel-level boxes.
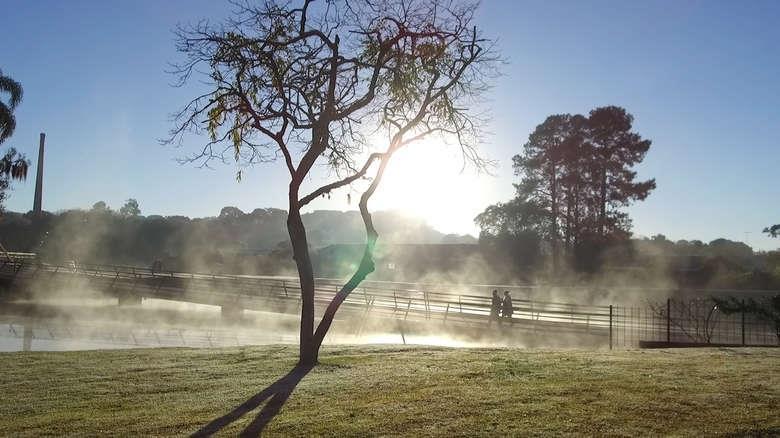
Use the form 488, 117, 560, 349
502, 291, 514, 324
490, 289, 501, 325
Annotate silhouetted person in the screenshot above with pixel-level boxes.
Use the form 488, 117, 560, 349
490, 289, 501, 325
151, 259, 163, 274
502, 290, 514, 324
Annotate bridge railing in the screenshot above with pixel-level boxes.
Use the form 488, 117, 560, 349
35, 260, 780, 347
1, 259, 615, 332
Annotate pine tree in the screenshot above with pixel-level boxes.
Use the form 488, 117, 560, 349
477, 106, 655, 272
586, 106, 655, 238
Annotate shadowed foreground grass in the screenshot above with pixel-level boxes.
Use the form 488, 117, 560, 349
1, 345, 778, 436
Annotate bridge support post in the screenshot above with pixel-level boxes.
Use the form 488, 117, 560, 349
398, 321, 406, 345
221, 305, 243, 320
609, 305, 613, 350
22, 322, 33, 351
118, 293, 142, 306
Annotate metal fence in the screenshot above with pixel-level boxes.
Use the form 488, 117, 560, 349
609, 298, 779, 348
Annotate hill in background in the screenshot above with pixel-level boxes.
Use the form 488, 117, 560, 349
0, 207, 476, 274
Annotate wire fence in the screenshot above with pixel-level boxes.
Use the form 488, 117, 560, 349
610, 298, 779, 348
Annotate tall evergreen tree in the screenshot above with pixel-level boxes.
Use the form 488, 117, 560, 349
512, 114, 584, 272
477, 106, 655, 272
586, 106, 655, 238
559, 114, 590, 248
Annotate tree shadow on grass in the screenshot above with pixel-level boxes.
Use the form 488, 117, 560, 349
190, 364, 314, 437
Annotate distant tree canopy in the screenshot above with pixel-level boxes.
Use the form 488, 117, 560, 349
765, 224, 779, 238
477, 106, 655, 273
474, 197, 545, 273
119, 198, 141, 217
91, 201, 109, 212
0, 203, 776, 290
0, 206, 472, 274
219, 206, 244, 220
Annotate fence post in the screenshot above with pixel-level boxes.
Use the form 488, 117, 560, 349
424, 290, 430, 319
666, 298, 671, 343
609, 305, 613, 350
741, 299, 746, 346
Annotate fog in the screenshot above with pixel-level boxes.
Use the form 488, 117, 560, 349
2, 205, 776, 354
0, 273, 614, 353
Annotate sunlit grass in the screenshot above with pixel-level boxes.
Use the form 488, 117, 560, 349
1, 346, 778, 436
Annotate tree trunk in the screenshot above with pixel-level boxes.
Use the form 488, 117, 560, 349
573, 189, 580, 247
599, 165, 607, 237
312, 242, 376, 352
550, 165, 559, 275
286, 204, 317, 366
311, 151, 392, 356
564, 189, 573, 250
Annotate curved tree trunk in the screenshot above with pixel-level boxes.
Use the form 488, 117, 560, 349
311, 152, 393, 356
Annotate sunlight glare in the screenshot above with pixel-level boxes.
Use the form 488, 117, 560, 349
370, 137, 492, 235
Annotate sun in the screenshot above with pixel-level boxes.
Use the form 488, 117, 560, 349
304, 136, 498, 236
370, 137, 490, 235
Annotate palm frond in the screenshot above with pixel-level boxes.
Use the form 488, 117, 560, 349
0, 71, 23, 110
0, 147, 29, 181
0, 102, 16, 144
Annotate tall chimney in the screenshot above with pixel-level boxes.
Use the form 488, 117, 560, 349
32, 133, 45, 216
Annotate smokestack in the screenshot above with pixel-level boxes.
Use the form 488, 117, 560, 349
32, 133, 45, 217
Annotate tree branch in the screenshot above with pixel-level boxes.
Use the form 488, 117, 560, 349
299, 152, 384, 207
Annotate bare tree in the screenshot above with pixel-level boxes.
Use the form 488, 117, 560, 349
168, 0, 498, 365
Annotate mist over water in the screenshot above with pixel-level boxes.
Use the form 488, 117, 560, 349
3, 230, 775, 354
0, 281, 608, 353
0, 295, 490, 352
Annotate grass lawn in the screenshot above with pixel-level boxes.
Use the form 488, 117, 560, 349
1, 345, 778, 436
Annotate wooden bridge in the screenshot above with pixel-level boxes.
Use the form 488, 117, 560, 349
0, 255, 615, 343
2, 254, 775, 349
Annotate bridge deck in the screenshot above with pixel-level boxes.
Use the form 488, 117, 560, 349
3, 255, 777, 349
0, 259, 613, 338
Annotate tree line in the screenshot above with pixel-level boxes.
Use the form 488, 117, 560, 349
0, 201, 473, 273
1, 201, 776, 289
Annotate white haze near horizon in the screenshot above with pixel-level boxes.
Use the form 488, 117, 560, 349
4, 121, 775, 251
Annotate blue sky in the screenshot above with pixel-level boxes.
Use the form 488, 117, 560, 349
1, 0, 778, 250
